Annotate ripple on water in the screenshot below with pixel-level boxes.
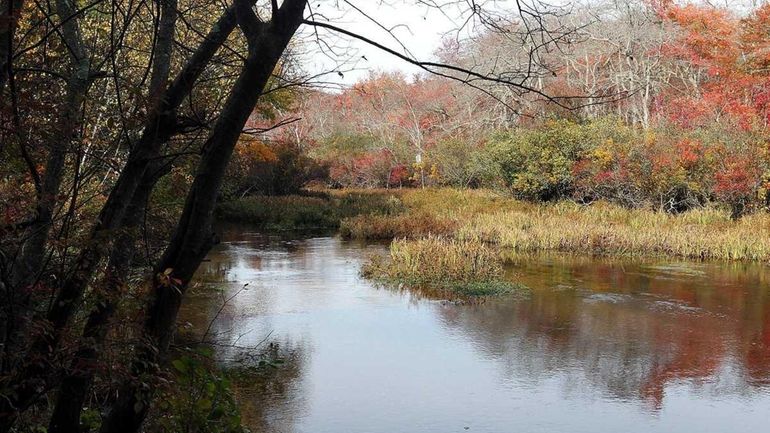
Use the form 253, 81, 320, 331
185, 232, 770, 433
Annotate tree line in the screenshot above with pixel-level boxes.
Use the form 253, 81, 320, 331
246, 1, 770, 218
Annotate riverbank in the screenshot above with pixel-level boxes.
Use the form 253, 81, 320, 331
218, 188, 770, 262
215, 190, 403, 230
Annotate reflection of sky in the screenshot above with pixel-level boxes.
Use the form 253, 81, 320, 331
187, 234, 770, 433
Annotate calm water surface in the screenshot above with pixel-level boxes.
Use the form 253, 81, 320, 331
182, 226, 770, 433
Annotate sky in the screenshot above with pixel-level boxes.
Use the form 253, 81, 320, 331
299, 1, 471, 86
297, 0, 767, 88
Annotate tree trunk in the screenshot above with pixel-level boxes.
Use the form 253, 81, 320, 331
0, 0, 23, 92
47, 166, 162, 433
0, 3, 246, 431
98, 2, 306, 432
2, 0, 89, 370
0, 0, 91, 428
33, 0, 245, 348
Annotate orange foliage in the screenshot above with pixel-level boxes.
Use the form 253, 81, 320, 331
658, 3, 770, 128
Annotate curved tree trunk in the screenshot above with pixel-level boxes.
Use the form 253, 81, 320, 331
0, 0, 23, 93
47, 165, 161, 433
0, 3, 246, 431
98, 1, 307, 432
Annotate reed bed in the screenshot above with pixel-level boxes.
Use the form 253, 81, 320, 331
216, 191, 403, 230
223, 188, 770, 262
340, 212, 459, 239
459, 202, 770, 261
340, 188, 526, 239
362, 236, 522, 297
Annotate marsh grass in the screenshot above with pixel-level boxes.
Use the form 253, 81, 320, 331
340, 188, 526, 239
362, 236, 524, 298
222, 188, 770, 262
216, 190, 403, 230
461, 201, 770, 261
338, 189, 770, 262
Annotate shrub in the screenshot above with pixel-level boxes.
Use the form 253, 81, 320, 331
426, 138, 498, 187
151, 349, 248, 433
490, 118, 770, 215
223, 138, 329, 198
488, 119, 624, 201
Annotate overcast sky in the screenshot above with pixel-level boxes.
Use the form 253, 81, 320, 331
296, 0, 766, 88
299, 1, 469, 86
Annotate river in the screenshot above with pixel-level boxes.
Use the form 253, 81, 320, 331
181, 225, 770, 433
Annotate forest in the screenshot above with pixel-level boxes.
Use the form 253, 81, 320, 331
233, 0, 770, 218
2, 0, 770, 432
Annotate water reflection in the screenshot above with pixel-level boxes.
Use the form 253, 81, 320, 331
182, 229, 770, 433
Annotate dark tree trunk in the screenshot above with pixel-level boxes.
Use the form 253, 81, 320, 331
147, 0, 177, 101
0, 0, 91, 429
0, 0, 23, 92
0, 3, 246, 431
32, 0, 245, 349
47, 166, 161, 433
98, 2, 307, 432
1, 0, 90, 372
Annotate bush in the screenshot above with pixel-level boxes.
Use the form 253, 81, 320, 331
488, 119, 622, 201
489, 118, 770, 215
151, 349, 248, 433
426, 138, 498, 188
223, 138, 329, 198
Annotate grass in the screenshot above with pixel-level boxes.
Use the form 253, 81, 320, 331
460, 201, 770, 261
215, 190, 403, 230
362, 236, 524, 298
340, 188, 527, 239
218, 188, 770, 301
337, 188, 770, 262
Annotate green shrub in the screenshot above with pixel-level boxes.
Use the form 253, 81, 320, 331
489, 120, 595, 200
151, 348, 249, 433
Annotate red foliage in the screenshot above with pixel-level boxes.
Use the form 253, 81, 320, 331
676, 139, 702, 168
657, 3, 770, 129
713, 155, 761, 199
388, 164, 410, 187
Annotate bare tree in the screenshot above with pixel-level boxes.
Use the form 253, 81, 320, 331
0, 1, 591, 432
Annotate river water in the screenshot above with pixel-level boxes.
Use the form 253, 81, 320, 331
182, 226, 770, 433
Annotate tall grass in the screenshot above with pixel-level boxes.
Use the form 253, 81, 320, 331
460, 202, 770, 261
339, 189, 770, 262
362, 236, 522, 297
216, 191, 403, 230
340, 188, 527, 239
217, 196, 337, 229
222, 188, 770, 262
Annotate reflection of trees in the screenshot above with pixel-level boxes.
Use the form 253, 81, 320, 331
440, 254, 770, 407
182, 232, 330, 433
228, 340, 308, 433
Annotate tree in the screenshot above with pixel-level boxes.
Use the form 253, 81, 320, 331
0, 1, 582, 432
